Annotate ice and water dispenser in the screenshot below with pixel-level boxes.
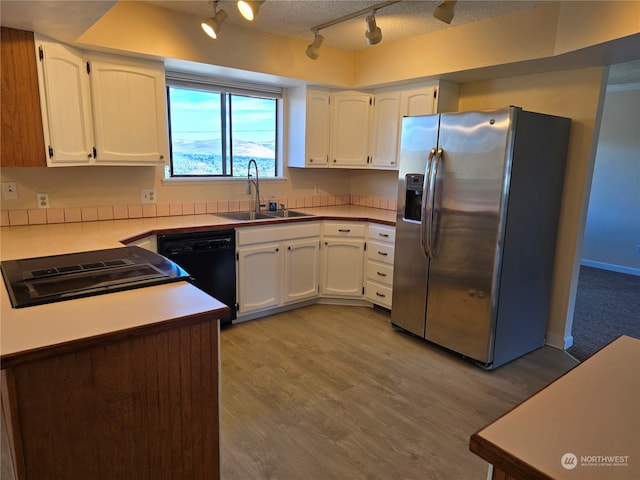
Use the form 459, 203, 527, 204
404, 174, 424, 222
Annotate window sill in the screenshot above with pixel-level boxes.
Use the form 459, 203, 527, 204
161, 176, 288, 186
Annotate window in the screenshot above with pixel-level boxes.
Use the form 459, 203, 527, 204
165, 75, 280, 178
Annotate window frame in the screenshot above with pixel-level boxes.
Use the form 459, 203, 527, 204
164, 72, 283, 181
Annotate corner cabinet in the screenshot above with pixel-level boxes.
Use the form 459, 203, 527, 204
35, 35, 168, 167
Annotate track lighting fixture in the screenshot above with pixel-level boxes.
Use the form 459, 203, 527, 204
305, 31, 324, 60
201, 0, 228, 39
365, 14, 382, 45
433, 0, 456, 24
305, 0, 399, 60
237, 0, 264, 21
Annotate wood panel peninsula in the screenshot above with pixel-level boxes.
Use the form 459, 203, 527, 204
470, 335, 640, 480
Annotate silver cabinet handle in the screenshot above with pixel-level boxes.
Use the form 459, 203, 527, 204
379, 233, 389, 238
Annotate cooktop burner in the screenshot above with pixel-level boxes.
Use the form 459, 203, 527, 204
1, 246, 190, 308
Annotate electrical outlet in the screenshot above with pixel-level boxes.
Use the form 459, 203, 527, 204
2, 181, 18, 200
141, 189, 156, 204
314, 184, 320, 196
37, 193, 50, 209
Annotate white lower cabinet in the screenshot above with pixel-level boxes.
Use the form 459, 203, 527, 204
237, 242, 282, 314
365, 224, 396, 309
283, 238, 320, 304
236, 223, 320, 317
321, 222, 366, 298
236, 220, 393, 319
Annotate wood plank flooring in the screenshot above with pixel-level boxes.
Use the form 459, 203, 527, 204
220, 304, 578, 480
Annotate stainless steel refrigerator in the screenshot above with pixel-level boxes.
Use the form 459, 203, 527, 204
391, 107, 571, 369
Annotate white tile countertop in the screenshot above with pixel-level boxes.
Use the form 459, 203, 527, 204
0, 206, 395, 366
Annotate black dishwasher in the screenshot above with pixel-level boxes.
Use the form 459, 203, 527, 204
157, 229, 236, 326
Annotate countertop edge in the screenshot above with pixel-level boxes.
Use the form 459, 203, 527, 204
1, 303, 229, 369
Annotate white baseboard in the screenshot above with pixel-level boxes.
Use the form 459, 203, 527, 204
546, 331, 573, 350
580, 259, 640, 276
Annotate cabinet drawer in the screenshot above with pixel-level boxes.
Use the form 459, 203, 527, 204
366, 261, 393, 286
368, 224, 395, 244
367, 240, 394, 265
365, 280, 392, 308
323, 222, 366, 238
238, 222, 321, 246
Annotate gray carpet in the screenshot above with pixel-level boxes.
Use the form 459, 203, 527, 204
567, 266, 640, 361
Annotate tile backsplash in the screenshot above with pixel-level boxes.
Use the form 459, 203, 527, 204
1, 194, 398, 226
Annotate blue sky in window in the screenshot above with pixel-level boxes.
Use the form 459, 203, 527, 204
169, 88, 274, 143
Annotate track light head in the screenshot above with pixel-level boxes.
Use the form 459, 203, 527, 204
365, 14, 382, 45
433, 0, 456, 24
305, 32, 324, 60
237, 0, 264, 21
201, 1, 228, 39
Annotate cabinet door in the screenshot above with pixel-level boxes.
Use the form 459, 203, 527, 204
370, 92, 401, 169
305, 90, 331, 166
37, 39, 94, 165
330, 93, 371, 167
321, 239, 364, 297
1, 28, 47, 167
237, 243, 282, 314
90, 57, 168, 164
283, 238, 320, 304
401, 86, 436, 117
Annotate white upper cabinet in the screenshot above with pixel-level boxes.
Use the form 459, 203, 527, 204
37, 41, 94, 165
287, 86, 330, 168
400, 86, 437, 117
330, 92, 372, 167
35, 36, 168, 167
287, 81, 457, 171
369, 91, 401, 169
90, 55, 168, 164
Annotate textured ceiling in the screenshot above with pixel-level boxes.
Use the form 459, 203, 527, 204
141, 0, 545, 50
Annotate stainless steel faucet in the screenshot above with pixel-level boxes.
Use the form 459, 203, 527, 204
246, 159, 261, 213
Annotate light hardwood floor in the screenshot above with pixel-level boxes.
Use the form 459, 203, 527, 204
220, 304, 578, 480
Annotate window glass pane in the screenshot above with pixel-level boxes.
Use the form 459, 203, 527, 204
168, 87, 227, 175
230, 94, 277, 177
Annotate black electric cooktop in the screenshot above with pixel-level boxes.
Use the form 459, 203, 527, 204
1, 246, 190, 308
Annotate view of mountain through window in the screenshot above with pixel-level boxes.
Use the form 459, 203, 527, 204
167, 86, 277, 177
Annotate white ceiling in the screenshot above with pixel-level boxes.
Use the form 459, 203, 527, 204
141, 0, 544, 50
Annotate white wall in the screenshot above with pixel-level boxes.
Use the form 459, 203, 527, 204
582, 84, 640, 275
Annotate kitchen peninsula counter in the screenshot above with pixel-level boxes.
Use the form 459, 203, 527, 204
470, 335, 639, 480
0, 205, 394, 479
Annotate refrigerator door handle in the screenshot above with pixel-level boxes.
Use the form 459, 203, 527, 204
420, 148, 437, 258
427, 148, 443, 259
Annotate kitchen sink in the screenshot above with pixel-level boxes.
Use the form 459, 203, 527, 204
218, 211, 275, 221
218, 210, 313, 221
265, 209, 312, 218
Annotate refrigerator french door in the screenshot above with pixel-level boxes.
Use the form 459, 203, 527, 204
391, 108, 571, 369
